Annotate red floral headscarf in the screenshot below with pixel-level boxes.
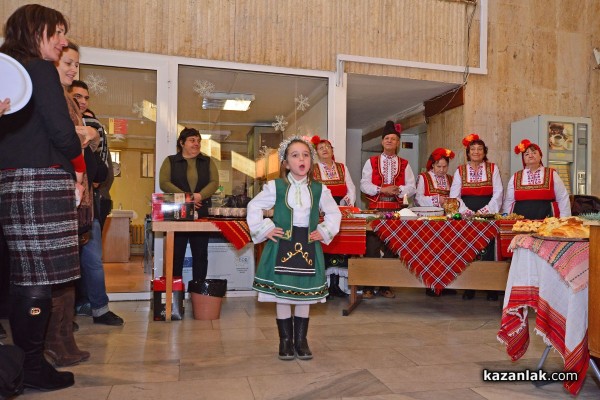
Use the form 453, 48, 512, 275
426, 148, 455, 171
514, 139, 543, 167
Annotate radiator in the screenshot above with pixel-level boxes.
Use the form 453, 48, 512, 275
130, 224, 145, 245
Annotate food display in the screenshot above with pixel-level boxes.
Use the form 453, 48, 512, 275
512, 219, 543, 233
535, 217, 590, 239
443, 198, 460, 216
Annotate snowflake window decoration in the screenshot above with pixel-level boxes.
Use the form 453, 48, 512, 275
272, 115, 288, 132
193, 80, 215, 97
295, 94, 310, 112
85, 73, 108, 95
132, 102, 143, 118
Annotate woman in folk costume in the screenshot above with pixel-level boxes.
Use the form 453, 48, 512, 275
502, 139, 570, 218
311, 135, 355, 298
449, 134, 503, 300
247, 136, 341, 360
415, 148, 455, 207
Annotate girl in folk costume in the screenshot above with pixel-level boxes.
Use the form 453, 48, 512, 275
415, 148, 455, 207
247, 136, 341, 360
449, 134, 503, 301
311, 135, 356, 298
311, 136, 356, 206
502, 140, 570, 219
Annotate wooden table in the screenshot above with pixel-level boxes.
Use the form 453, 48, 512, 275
344, 219, 510, 315
152, 221, 220, 321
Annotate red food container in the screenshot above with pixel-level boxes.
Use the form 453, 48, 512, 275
151, 193, 195, 221
497, 220, 518, 260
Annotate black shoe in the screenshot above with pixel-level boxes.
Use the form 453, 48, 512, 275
0, 322, 7, 339
486, 291, 499, 301
93, 311, 124, 326
462, 290, 475, 300
425, 289, 441, 297
72, 321, 79, 332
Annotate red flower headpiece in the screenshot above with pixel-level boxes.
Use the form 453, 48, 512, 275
426, 147, 455, 171
395, 123, 403, 134
514, 139, 532, 155
310, 135, 335, 160
462, 133, 480, 148
514, 139, 543, 167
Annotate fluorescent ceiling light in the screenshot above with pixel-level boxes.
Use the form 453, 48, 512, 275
202, 93, 255, 111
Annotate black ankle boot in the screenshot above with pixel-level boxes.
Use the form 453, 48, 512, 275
10, 295, 74, 391
276, 318, 295, 360
330, 275, 348, 298
293, 316, 312, 360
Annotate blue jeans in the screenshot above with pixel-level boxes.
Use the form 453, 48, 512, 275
78, 219, 110, 317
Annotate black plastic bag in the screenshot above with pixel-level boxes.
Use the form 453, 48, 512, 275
571, 195, 600, 215
188, 279, 227, 297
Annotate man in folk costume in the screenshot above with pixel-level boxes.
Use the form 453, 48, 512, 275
502, 139, 571, 219
360, 121, 416, 299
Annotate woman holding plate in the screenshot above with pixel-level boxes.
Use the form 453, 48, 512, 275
0, 4, 83, 391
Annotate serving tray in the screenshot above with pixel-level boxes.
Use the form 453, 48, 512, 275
531, 234, 589, 242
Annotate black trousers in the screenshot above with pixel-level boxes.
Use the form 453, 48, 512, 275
173, 232, 210, 281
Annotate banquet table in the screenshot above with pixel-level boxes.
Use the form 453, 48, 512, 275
497, 234, 590, 395
345, 219, 510, 315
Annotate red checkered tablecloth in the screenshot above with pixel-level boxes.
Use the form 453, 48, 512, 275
371, 220, 499, 292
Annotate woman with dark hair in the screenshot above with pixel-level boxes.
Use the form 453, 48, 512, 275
449, 134, 503, 300
159, 128, 219, 282
0, 4, 83, 391
502, 139, 570, 218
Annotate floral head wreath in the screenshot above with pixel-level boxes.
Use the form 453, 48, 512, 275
462, 133, 480, 148
310, 135, 335, 161
277, 135, 318, 162
426, 148, 455, 171
514, 139, 543, 167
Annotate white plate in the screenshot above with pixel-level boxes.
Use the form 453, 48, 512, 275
410, 206, 444, 217
0, 53, 33, 114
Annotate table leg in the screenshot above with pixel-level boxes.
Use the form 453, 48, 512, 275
165, 231, 174, 322
342, 285, 361, 316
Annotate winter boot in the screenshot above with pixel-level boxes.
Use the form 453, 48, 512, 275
60, 286, 90, 361
293, 316, 312, 360
44, 289, 82, 367
276, 318, 295, 360
330, 274, 347, 298
10, 295, 74, 391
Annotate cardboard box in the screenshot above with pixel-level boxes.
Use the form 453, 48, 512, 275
152, 276, 185, 321
152, 193, 195, 221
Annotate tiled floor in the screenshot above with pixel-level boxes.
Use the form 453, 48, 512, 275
3, 289, 599, 399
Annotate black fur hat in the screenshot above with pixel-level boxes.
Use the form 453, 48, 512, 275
382, 120, 401, 138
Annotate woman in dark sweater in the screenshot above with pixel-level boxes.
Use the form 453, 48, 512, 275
159, 128, 219, 282
0, 4, 84, 392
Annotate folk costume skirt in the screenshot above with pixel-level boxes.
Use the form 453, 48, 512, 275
0, 168, 80, 285
253, 226, 328, 303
